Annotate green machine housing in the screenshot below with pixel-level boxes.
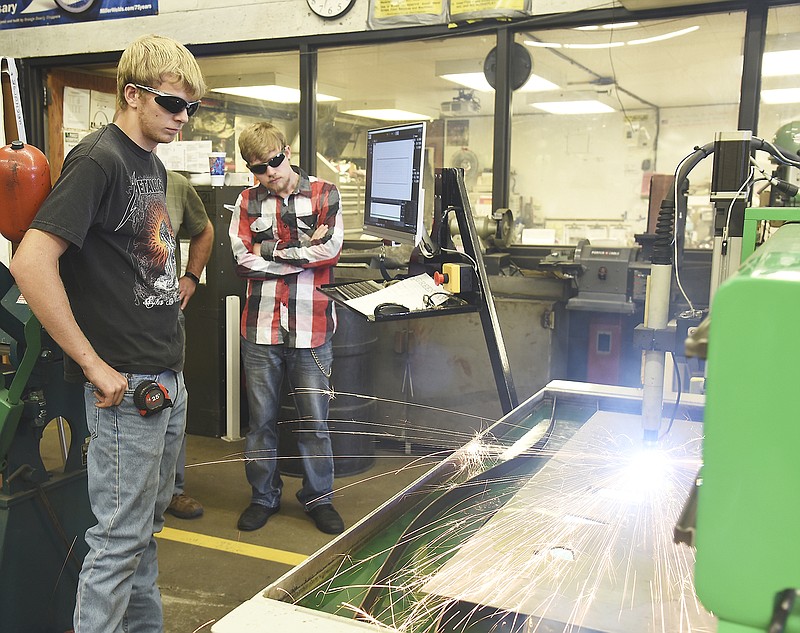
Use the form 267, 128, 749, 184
0, 262, 91, 633
696, 222, 800, 633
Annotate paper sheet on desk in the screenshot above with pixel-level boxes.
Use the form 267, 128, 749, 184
345, 274, 451, 317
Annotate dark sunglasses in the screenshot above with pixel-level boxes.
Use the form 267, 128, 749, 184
134, 84, 201, 117
247, 151, 287, 174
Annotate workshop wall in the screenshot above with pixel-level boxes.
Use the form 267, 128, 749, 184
1, 0, 617, 59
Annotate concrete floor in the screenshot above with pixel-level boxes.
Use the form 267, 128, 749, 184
158, 434, 441, 633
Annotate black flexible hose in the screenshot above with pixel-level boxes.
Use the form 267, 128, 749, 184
652, 196, 676, 266
653, 134, 794, 311
654, 142, 715, 268
660, 137, 797, 269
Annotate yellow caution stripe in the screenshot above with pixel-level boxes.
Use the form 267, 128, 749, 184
156, 526, 307, 567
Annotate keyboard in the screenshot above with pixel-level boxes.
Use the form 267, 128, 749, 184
334, 279, 385, 301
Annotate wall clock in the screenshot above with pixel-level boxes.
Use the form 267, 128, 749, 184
307, 0, 356, 19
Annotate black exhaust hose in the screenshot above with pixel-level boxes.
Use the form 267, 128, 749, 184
653, 142, 716, 267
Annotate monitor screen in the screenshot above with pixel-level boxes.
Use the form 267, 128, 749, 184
363, 121, 427, 245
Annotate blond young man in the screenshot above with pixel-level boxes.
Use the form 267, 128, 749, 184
229, 122, 345, 534
11, 34, 205, 632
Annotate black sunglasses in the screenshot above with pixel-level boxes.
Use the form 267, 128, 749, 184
134, 84, 201, 117
247, 151, 287, 174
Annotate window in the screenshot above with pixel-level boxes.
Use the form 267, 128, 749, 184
316, 35, 496, 239
511, 12, 746, 248
757, 4, 800, 207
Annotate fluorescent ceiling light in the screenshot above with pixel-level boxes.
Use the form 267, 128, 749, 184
574, 21, 638, 31
762, 50, 800, 77
602, 22, 638, 29
564, 42, 625, 50
440, 72, 493, 92
341, 98, 437, 121
213, 85, 340, 104
523, 40, 562, 48
527, 23, 698, 49
531, 100, 615, 114
627, 25, 699, 45
342, 108, 432, 121
522, 75, 561, 92
761, 88, 800, 104
440, 71, 559, 92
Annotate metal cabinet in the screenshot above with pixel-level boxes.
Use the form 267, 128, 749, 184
183, 185, 246, 437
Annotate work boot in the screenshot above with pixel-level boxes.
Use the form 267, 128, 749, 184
237, 503, 280, 531
167, 494, 204, 519
307, 504, 344, 534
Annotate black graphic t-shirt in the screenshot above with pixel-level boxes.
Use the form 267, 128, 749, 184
30, 124, 183, 382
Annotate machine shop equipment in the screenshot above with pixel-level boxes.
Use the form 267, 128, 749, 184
213, 130, 800, 633
565, 242, 639, 386
446, 206, 515, 274
639, 130, 800, 630
768, 121, 800, 207
565, 242, 637, 315
694, 222, 800, 633
0, 141, 91, 632
637, 130, 800, 441
213, 381, 710, 633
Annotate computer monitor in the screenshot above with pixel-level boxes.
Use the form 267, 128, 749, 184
362, 121, 427, 245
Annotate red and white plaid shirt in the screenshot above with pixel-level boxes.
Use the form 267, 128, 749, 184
229, 167, 343, 348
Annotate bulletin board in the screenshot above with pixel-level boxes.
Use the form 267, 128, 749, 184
46, 69, 115, 182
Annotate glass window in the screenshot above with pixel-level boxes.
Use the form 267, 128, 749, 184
54, 50, 300, 181
757, 3, 800, 207
198, 51, 300, 176
511, 12, 747, 248
316, 34, 497, 240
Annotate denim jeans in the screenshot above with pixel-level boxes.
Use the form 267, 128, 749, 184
240, 338, 334, 510
74, 370, 186, 633
173, 434, 187, 495
173, 311, 186, 496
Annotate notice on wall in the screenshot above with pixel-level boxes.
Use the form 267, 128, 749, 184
156, 140, 213, 173
0, 0, 158, 31
63, 86, 90, 130
372, 0, 442, 17
90, 91, 116, 130
63, 129, 83, 157
369, 0, 446, 28
61, 87, 117, 156
368, 0, 603, 28
450, 0, 528, 20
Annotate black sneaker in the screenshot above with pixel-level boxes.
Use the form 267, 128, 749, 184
237, 503, 279, 531
307, 504, 344, 534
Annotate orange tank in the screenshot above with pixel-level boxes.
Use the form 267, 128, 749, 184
0, 141, 51, 243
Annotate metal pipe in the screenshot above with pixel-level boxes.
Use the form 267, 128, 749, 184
641, 263, 672, 442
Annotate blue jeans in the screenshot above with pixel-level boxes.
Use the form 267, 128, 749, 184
75, 371, 186, 633
174, 311, 187, 496
240, 338, 334, 510
173, 434, 186, 495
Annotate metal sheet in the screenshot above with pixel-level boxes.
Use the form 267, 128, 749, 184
422, 410, 715, 633
213, 593, 391, 632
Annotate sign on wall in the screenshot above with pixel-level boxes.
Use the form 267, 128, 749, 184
0, 0, 157, 30
369, 0, 527, 28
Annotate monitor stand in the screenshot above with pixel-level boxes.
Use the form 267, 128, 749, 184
322, 168, 518, 416
431, 167, 518, 414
